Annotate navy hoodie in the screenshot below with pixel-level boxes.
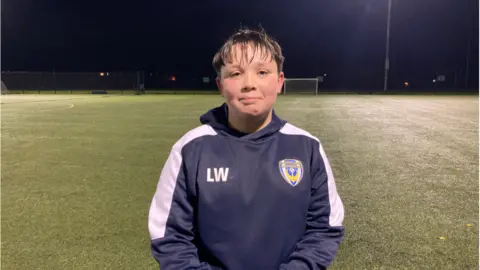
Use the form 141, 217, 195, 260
148, 103, 345, 270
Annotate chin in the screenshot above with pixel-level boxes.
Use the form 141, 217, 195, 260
239, 107, 269, 118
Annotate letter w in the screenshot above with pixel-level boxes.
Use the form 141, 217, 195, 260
214, 168, 229, 182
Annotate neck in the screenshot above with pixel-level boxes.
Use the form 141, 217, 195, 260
228, 109, 273, 134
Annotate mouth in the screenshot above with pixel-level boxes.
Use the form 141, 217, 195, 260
240, 97, 261, 102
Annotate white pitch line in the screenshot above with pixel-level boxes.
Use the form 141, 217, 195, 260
68, 104, 75, 108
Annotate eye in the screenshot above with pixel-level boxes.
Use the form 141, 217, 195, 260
258, 70, 269, 76
230, 72, 241, 77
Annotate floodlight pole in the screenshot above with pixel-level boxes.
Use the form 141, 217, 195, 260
383, 0, 392, 92
465, 35, 471, 89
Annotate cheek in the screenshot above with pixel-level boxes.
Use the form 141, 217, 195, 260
261, 79, 281, 97
220, 81, 239, 99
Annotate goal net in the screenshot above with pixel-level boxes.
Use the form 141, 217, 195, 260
282, 78, 319, 95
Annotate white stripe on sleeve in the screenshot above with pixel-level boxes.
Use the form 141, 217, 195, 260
148, 125, 217, 240
317, 141, 344, 227
279, 123, 344, 227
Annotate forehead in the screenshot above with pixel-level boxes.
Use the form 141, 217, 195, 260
224, 43, 275, 67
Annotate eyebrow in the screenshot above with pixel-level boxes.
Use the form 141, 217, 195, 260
226, 61, 271, 69
224, 64, 241, 71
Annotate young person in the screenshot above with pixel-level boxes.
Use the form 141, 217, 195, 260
148, 27, 345, 270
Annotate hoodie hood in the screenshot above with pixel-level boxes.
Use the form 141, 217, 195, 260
199, 103, 286, 142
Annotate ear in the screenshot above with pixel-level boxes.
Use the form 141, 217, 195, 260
276, 72, 285, 94
216, 77, 224, 96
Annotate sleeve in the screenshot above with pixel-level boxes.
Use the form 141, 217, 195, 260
279, 141, 345, 270
148, 145, 212, 270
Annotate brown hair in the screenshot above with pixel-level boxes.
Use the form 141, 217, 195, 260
212, 26, 285, 77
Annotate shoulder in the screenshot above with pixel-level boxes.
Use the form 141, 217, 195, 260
171, 124, 217, 152
280, 123, 332, 165
279, 123, 320, 144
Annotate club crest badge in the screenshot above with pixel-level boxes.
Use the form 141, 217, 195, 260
279, 159, 304, 187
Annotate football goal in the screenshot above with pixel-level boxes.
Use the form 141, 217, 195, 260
282, 78, 319, 95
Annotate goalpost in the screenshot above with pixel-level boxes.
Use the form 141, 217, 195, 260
282, 77, 319, 96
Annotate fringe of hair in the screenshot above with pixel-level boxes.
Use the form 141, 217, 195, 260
212, 26, 284, 76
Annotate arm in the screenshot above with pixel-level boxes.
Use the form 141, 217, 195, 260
280, 141, 345, 270
148, 146, 211, 270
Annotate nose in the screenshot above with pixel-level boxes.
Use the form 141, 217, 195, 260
241, 72, 256, 92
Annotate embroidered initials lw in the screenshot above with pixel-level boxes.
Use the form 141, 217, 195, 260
207, 168, 229, 182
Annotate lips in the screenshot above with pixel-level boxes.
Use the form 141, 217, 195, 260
240, 97, 260, 101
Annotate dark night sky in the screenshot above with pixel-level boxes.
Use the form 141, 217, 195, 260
1, 0, 479, 89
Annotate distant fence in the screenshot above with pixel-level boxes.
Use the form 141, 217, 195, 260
2, 71, 141, 91
1, 71, 477, 95
1, 71, 217, 92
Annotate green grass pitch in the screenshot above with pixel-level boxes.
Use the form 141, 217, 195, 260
1, 93, 478, 269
